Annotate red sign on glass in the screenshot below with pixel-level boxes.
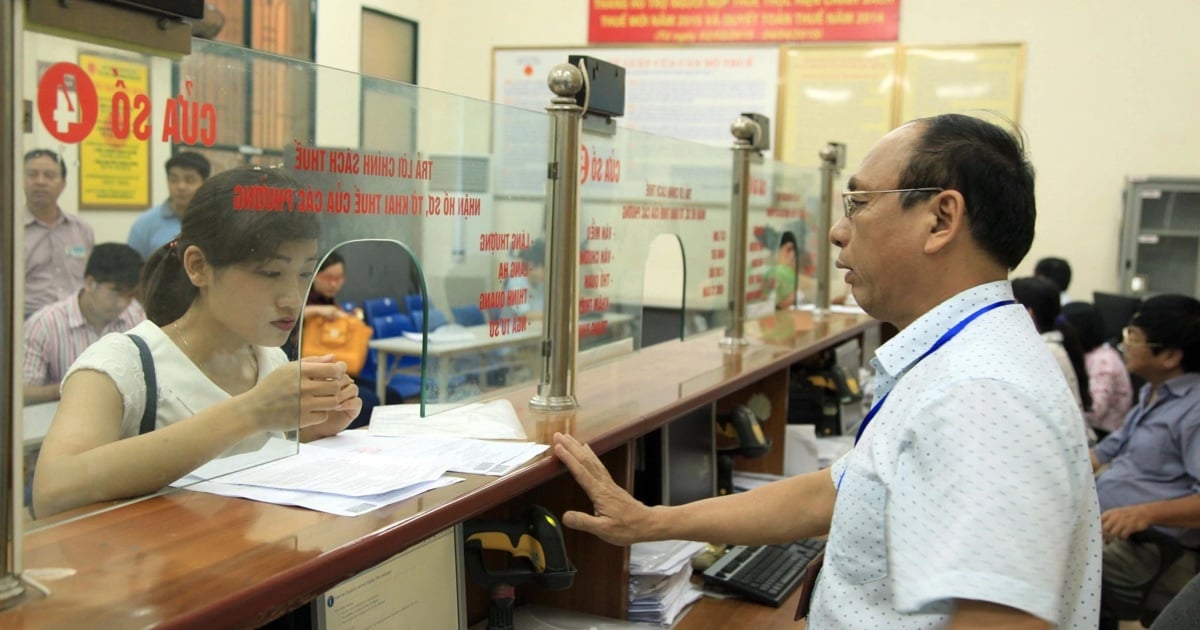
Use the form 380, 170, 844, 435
589, 0, 899, 44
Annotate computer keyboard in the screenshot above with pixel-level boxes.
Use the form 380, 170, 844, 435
700, 538, 826, 607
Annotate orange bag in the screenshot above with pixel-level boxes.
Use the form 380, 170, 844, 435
300, 315, 373, 377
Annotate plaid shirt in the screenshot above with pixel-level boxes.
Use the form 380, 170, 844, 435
23, 293, 146, 386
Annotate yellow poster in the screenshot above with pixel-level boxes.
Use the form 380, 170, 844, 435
79, 53, 151, 209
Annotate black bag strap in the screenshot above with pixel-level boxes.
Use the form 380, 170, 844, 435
127, 333, 157, 435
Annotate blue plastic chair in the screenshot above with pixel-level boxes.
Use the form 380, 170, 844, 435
451, 304, 487, 327
403, 293, 424, 315
358, 313, 422, 402
362, 297, 400, 327
340, 300, 357, 314
411, 307, 448, 333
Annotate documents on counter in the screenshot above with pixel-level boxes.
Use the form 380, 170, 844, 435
172, 430, 549, 516
369, 399, 527, 440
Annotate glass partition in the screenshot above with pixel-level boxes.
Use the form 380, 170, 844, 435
747, 160, 823, 312
576, 127, 733, 350
13, 28, 839, 535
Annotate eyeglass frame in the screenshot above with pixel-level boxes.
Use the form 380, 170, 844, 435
841, 187, 945, 219
1120, 325, 1163, 351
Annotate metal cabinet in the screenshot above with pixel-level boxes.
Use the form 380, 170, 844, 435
1120, 177, 1200, 297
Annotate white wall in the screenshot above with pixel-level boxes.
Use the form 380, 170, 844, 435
316, 0, 1200, 301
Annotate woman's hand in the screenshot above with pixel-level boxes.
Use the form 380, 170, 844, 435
302, 371, 362, 440
245, 355, 349, 432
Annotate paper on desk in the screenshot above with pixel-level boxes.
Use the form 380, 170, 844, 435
197, 441, 447, 496
401, 324, 474, 343
630, 540, 707, 576
180, 475, 463, 517
369, 399, 526, 440
311, 430, 548, 476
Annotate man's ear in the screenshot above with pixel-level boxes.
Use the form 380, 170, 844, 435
924, 190, 967, 255
1159, 347, 1184, 372
181, 245, 209, 288
83, 275, 97, 291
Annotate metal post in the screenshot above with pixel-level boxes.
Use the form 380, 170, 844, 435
1, 0, 29, 610
720, 116, 759, 348
816, 142, 845, 316
530, 64, 584, 411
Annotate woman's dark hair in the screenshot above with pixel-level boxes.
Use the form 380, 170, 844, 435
319, 250, 344, 272
140, 166, 319, 325
1061, 302, 1107, 352
899, 114, 1036, 270
1012, 276, 1092, 411
1129, 294, 1200, 373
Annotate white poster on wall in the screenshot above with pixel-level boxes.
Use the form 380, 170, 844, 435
492, 47, 779, 152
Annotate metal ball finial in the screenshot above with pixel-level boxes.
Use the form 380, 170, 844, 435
547, 64, 584, 97
730, 116, 759, 141
819, 143, 839, 161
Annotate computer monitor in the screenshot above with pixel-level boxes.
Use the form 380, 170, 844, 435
1093, 291, 1142, 344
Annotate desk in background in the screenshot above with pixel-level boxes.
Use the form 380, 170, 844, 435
4, 313, 877, 629
368, 313, 636, 402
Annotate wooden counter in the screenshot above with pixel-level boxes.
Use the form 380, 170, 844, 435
2, 313, 875, 629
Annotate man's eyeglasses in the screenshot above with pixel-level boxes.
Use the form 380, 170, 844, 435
841, 188, 944, 219
1120, 326, 1162, 351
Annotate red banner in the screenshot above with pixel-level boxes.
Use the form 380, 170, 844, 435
589, 0, 899, 44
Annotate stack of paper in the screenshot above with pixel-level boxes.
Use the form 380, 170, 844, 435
627, 540, 706, 625
173, 431, 548, 517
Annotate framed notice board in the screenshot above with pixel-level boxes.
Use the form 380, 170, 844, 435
777, 42, 1024, 168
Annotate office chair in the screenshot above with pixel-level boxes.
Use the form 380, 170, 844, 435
451, 304, 487, 327
362, 297, 401, 328
357, 313, 422, 403
403, 293, 424, 315
411, 307, 449, 333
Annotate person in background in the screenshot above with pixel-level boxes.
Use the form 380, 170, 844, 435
127, 152, 211, 260
767, 231, 801, 310
1012, 275, 1096, 442
286, 250, 379, 428
1090, 294, 1200, 627
1062, 301, 1134, 439
282, 250, 351, 360
23, 243, 146, 405
555, 114, 1101, 628
1035, 256, 1073, 305
23, 148, 94, 319
33, 166, 360, 518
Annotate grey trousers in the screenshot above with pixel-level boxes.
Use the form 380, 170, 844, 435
1102, 537, 1198, 620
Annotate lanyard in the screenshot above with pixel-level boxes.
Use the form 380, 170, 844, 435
853, 299, 1016, 446
836, 299, 1013, 490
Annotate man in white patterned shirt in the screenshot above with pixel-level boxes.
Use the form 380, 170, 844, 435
24, 243, 146, 405
552, 114, 1102, 629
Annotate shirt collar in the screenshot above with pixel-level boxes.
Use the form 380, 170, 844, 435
874, 280, 1015, 379
1146, 372, 1200, 402
158, 201, 180, 219
24, 206, 69, 227
65, 291, 89, 330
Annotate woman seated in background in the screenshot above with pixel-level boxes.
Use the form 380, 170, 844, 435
1012, 276, 1096, 443
1062, 301, 1134, 440
33, 166, 361, 518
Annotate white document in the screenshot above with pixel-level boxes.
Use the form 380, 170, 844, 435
182, 475, 463, 517
369, 399, 527, 440
401, 324, 474, 343
202, 442, 447, 497
312, 430, 548, 476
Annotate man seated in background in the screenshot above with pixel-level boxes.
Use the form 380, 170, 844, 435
1034, 256, 1073, 305
1091, 294, 1200, 625
23, 243, 146, 405
23, 148, 94, 319
127, 151, 211, 259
